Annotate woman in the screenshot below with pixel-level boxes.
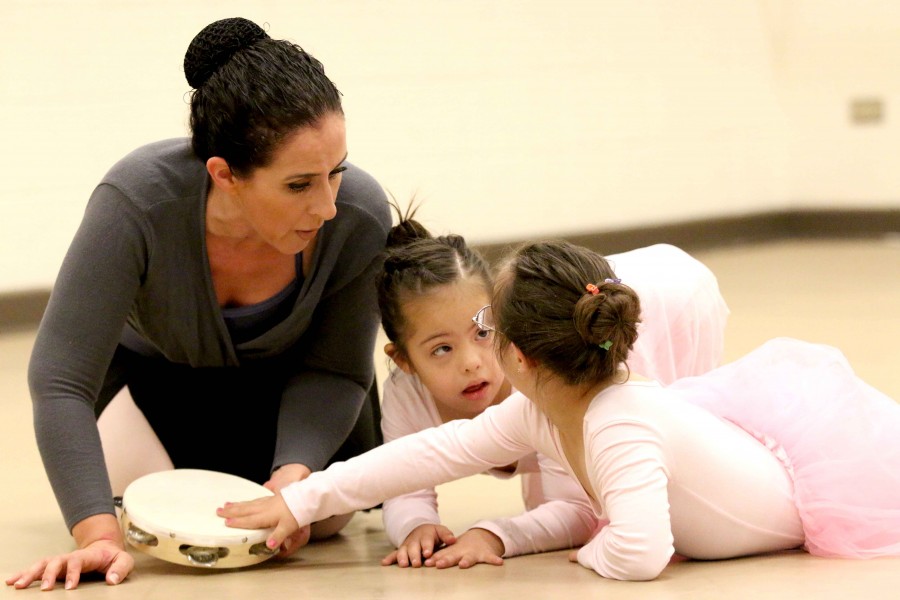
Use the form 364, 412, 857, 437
8, 17, 390, 591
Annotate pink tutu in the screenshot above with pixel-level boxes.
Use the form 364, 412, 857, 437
607, 244, 730, 384
667, 338, 900, 558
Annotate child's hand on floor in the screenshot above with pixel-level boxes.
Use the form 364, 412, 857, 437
425, 528, 504, 569
382, 523, 457, 568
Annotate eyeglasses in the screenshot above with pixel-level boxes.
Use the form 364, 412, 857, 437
472, 305, 497, 333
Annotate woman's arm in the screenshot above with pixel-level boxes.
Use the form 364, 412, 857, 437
15, 185, 148, 589
30, 184, 148, 530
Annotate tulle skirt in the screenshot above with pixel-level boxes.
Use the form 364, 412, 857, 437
668, 338, 900, 558
607, 244, 730, 384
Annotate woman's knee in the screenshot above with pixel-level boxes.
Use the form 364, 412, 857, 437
310, 512, 355, 540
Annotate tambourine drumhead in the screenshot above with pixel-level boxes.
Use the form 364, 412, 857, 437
120, 469, 277, 569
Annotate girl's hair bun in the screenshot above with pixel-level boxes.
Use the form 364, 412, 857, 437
386, 218, 432, 249
184, 17, 269, 89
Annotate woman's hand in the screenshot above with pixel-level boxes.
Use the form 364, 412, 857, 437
263, 463, 313, 556
218, 493, 301, 554
424, 528, 504, 569
264, 463, 312, 493
382, 523, 457, 568
6, 514, 133, 591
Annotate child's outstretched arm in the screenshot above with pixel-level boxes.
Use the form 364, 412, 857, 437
220, 395, 537, 543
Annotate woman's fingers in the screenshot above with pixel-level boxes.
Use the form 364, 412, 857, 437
64, 555, 83, 590
6, 542, 134, 591
7, 557, 49, 589
104, 549, 134, 586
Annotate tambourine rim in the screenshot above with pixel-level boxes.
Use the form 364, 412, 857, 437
121, 469, 274, 546
120, 513, 276, 568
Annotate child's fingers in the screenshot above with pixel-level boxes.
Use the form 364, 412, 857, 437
264, 532, 286, 552
410, 541, 427, 567
270, 519, 300, 552
435, 526, 458, 547
395, 546, 413, 568
277, 525, 311, 558
217, 496, 269, 517
420, 537, 435, 558
485, 554, 504, 566
220, 504, 277, 530
225, 513, 274, 530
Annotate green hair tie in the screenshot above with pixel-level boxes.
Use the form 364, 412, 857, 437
599, 340, 613, 351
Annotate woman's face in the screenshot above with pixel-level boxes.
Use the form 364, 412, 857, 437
231, 112, 347, 255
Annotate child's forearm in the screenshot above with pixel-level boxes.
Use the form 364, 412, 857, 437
472, 499, 598, 557
280, 413, 530, 528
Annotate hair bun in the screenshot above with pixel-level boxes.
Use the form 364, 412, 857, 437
184, 17, 269, 89
386, 218, 432, 249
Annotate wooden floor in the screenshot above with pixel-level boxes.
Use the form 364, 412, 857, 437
2, 238, 899, 599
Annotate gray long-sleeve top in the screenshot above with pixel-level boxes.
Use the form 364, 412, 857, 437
28, 138, 391, 531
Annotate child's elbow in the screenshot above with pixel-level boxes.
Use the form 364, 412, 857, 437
616, 557, 669, 581
588, 534, 673, 581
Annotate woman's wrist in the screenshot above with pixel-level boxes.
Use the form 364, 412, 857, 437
72, 513, 124, 549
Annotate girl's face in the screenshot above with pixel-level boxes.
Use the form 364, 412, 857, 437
392, 278, 510, 422
231, 112, 347, 255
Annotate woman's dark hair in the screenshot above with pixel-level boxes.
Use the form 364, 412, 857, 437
184, 17, 343, 175
493, 240, 641, 387
377, 200, 492, 355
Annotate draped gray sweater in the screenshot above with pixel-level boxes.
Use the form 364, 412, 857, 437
28, 138, 391, 530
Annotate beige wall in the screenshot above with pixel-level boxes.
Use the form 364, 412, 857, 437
1, 1, 898, 292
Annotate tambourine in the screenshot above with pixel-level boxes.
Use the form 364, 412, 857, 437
117, 469, 277, 568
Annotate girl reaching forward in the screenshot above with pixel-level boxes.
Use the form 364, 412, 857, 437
219, 240, 900, 581
374, 212, 729, 569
